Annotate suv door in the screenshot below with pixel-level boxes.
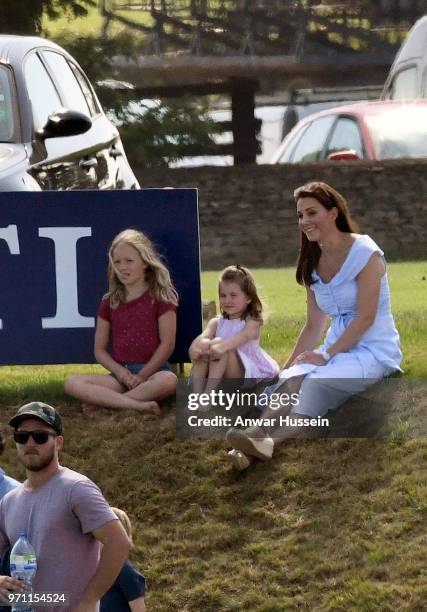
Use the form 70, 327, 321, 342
42, 51, 126, 190
24, 51, 97, 190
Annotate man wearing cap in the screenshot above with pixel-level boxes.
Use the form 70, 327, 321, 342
0, 427, 19, 501
0, 402, 130, 612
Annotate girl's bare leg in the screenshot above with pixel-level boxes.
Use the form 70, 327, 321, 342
189, 358, 210, 394
204, 350, 244, 394
64, 374, 160, 414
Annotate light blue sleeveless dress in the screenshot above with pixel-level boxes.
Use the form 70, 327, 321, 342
273, 234, 402, 417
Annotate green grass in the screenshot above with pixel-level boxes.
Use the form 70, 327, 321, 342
1, 261, 425, 404
1, 262, 426, 611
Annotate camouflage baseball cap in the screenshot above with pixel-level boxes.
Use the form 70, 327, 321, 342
9, 402, 63, 435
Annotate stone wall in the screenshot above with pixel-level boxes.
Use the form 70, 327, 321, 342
135, 160, 427, 269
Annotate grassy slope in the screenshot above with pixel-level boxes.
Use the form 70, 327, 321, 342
1, 264, 426, 611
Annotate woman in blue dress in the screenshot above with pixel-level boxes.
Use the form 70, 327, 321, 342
227, 181, 403, 470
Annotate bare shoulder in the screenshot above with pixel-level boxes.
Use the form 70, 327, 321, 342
358, 251, 386, 280
245, 317, 262, 336
205, 316, 220, 334
245, 316, 262, 327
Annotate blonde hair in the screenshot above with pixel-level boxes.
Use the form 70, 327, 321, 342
111, 507, 133, 546
219, 265, 263, 323
105, 229, 179, 308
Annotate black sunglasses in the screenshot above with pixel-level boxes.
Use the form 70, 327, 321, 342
14, 430, 58, 445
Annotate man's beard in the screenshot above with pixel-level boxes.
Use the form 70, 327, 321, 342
21, 448, 56, 472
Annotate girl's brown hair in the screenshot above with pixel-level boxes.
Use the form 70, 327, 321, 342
105, 229, 179, 308
294, 181, 358, 286
219, 265, 264, 322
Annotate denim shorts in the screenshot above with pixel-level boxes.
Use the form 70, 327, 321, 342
112, 362, 172, 378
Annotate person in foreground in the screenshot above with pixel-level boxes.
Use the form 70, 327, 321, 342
189, 264, 279, 393
227, 181, 402, 470
0, 402, 130, 611
65, 229, 178, 415
101, 507, 146, 612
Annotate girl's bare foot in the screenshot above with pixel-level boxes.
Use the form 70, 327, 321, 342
81, 402, 98, 414
134, 401, 161, 416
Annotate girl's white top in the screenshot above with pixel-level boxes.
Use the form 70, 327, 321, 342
216, 316, 279, 380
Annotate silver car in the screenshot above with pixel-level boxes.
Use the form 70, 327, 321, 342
0, 35, 139, 191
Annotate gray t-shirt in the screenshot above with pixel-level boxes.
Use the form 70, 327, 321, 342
0, 466, 117, 611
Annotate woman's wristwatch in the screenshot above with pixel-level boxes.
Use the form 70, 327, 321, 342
313, 349, 331, 362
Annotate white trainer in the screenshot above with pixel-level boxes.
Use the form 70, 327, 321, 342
226, 430, 274, 460
227, 449, 251, 471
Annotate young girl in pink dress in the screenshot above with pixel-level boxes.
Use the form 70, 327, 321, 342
189, 265, 279, 394
65, 229, 178, 415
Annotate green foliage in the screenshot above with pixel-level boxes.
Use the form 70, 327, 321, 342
0, 0, 95, 35
117, 98, 222, 167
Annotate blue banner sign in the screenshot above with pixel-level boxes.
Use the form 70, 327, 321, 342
0, 189, 201, 365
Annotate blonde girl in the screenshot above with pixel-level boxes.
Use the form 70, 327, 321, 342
65, 229, 178, 414
101, 507, 146, 612
189, 265, 279, 393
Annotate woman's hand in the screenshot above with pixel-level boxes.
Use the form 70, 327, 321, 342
292, 351, 327, 366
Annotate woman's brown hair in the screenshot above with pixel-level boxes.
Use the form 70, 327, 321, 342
294, 181, 358, 286
219, 265, 264, 322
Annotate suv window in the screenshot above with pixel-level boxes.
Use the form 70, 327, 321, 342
69, 63, 99, 116
388, 66, 418, 99
326, 117, 364, 159
290, 115, 335, 162
42, 51, 91, 116
0, 66, 16, 142
24, 53, 62, 131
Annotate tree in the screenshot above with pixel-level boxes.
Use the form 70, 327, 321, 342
0, 1, 95, 35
